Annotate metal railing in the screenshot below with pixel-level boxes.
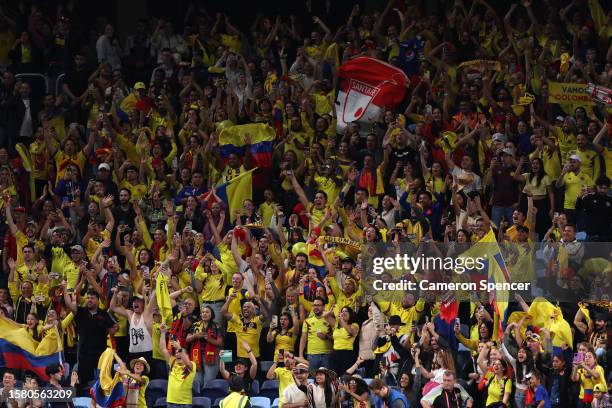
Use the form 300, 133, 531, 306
15, 73, 49, 94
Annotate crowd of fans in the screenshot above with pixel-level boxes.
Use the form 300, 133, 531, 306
0, 0, 610, 407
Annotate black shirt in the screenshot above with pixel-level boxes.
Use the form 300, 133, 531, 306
576, 193, 612, 239
74, 306, 114, 356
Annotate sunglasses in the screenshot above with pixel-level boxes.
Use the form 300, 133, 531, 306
293, 369, 308, 374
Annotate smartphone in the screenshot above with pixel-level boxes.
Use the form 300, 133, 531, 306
185, 221, 192, 231
272, 315, 278, 327
279, 349, 285, 356
573, 352, 584, 365
455, 318, 461, 326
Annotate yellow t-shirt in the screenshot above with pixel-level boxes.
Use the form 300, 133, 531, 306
274, 366, 294, 398
258, 202, 276, 228
306, 203, 330, 230
332, 323, 359, 350
602, 147, 612, 181
485, 372, 512, 406
13, 230, 30, 266
302, 316, 332, 355
570, 149, 599, 181
560, 171, 594, 210
226, 288, 248, 333
521, 173, 552, 198
231, 314, 265, 358
577, 365, 607, 399
167, 359, 196, 405
54, 151, 86, 182
273, 328, 297, 362
119, 180, 148, 202
551, 126, 576, 164
195, 266, 226, 302
378, 300, 425, 336
505, 219, 534, 242
29, 140, 49, 180
314, 175, 340, 205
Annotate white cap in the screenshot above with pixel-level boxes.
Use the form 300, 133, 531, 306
569, 154, 581, 162
492, 133, 506, 143
98, 163, 111, 171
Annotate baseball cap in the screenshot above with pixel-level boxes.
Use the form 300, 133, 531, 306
594, 384, 606, 392
492, 133, 506, 143
70, 245, 84, 253
501, 148, 514, 156
569, 154, 582, 162
555, 115, 564, 122
98, 163, 111, 171
134, 82, 146, 90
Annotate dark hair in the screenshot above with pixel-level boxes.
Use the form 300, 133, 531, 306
45, 363, 62, 376
339, 306, 358, 326
119, 188, 131, 196
228, 375, 245, 392
86, 289, 100, 298
528, 157, 546, 187
312, 297, 325, 306
202, 305, 216, 322
515, 346, 535, 383
279, 312, 293, 330
596, 176, 611, 187
22, 244, 35, 252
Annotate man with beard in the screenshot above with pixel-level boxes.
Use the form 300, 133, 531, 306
299, 297, 332, 369
575, 311, 608, 358
221, 294, 268, 360
112, 188, 136, 230
64, 286, 114, 394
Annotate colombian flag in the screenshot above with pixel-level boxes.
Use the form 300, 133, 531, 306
219, 123, 274, 168
479, 229, 510, 340
90, 348, 125, 408
215, 168, 256, 223
0, 317, 61, 381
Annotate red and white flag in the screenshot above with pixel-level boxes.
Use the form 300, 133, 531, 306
586, 83, 612, 105
336, 57, 409, 132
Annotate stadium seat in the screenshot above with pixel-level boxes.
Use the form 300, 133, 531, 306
250, 379, 260, 396
147, 379, 168, 407
251, 396, 271, 408
272, 398, 280, 408
213, 397, 224, 408
260, 379, 279, 400
154, 397, 167, 407
201, 378, 229, 401
72, 397, 91, 408
193, 396, 212, 408
260, 360, 275, 375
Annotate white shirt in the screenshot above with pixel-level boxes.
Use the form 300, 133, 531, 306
281, 383, 307, 406
19, 98, 33, 137
96, 35, 122, 70
311, 384, 326, 408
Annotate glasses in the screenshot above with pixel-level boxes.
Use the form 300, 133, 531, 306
293, 369, 308, 374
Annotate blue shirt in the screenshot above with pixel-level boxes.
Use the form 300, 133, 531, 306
535, 384, 552, 408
